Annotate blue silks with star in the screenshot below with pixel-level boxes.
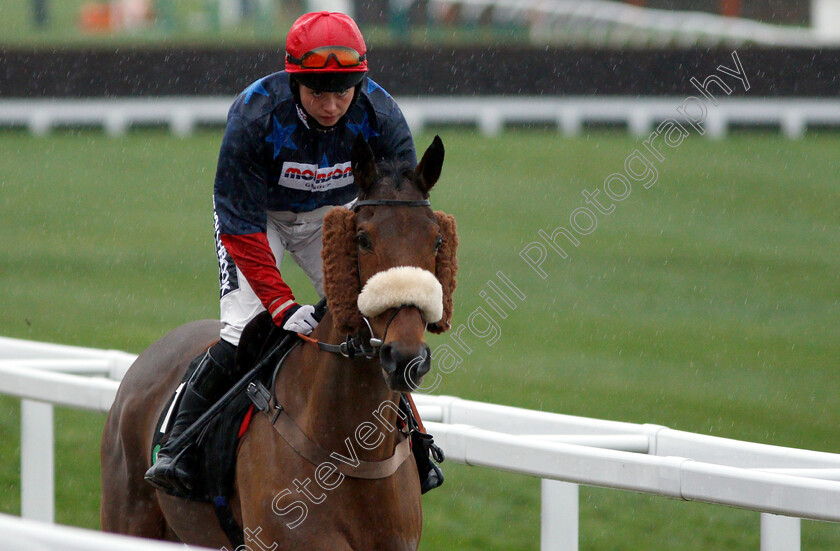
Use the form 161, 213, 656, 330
242, 79, 269, 104
266, 116, 298, 158
214, 71, 417, 233
348, 112, 380, 141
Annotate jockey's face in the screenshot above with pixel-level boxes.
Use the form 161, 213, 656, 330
299, 84, 355, 127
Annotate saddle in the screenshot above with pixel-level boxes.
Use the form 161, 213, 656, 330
150, 357, 256, 503
150, 311, 285, 502
149, 312, 289, 547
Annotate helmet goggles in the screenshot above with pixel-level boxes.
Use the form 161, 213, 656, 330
286, 46, 366, 70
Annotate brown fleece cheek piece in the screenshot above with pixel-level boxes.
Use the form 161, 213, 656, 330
321, 207, 364, 334
321, 207, 459, 335
428, 211, 458, 334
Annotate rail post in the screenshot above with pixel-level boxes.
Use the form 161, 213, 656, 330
760, 513, 800, 551
21, 400, 54, 523
541, 479, 578, 551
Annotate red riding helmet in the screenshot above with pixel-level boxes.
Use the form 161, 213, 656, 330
285, 11, 368, 92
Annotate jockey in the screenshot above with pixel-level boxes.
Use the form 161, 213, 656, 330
145, 11, 428, 494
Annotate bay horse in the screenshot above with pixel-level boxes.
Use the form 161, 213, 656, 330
100, 135, 457, 550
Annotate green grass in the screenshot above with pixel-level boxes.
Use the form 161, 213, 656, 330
1, 127, 839, 548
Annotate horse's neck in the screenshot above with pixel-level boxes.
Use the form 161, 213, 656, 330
276, 312, 402, 461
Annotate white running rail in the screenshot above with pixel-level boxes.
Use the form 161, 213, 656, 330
2, 96, 840, 139
0, 512, 214, 551
1, 335, 838, 550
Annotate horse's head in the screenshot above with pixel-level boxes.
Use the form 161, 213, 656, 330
321, 135, 458, 392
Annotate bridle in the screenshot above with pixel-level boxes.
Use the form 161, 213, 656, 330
298, 197, 434, 360
352, 199, 431, 210
257, 197, 435, 481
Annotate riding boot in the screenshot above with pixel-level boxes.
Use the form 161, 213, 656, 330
144, 339, 237, 494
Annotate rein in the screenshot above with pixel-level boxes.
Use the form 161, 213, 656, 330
296, 307, 403, 359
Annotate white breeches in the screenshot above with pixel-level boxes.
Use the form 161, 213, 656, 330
217, 205, 334, 346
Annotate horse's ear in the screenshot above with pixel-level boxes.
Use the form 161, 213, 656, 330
428, 211, 458, 334
415, 135, 445, 194
321, 206, 364, 334
351, 134, 377, 194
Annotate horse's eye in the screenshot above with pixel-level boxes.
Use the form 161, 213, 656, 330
434, 235, 443, 252
357, 232, 372, 251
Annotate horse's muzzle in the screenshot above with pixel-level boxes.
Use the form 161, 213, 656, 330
379, 342, 431, 392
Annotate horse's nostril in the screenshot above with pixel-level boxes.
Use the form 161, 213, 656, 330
379, 344, 395, 373
416, 345, 431, 375
380, 343, 430, 390
411, 346, 431, 378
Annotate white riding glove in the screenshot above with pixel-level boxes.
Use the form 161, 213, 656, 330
281, 303, 319, 335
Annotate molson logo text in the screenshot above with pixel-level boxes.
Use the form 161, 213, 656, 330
279, 161, 354, 192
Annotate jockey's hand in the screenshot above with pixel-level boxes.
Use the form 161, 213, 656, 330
280, 303, 319, 335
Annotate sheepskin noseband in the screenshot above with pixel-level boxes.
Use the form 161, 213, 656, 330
356, 266, 444, 324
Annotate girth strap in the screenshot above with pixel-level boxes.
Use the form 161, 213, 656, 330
212, 496, 245, 549
266, 408, 411, 479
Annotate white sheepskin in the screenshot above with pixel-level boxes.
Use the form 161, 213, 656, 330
357, 266, 443, 323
